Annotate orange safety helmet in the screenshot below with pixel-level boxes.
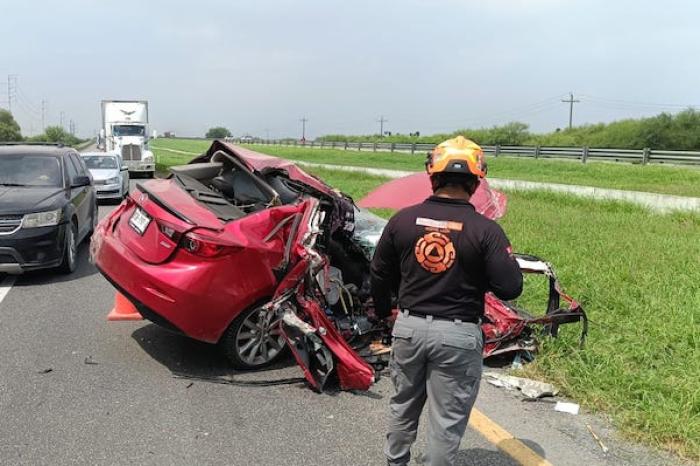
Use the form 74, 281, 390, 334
425, 136, 487, 178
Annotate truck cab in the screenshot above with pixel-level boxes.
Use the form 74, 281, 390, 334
100, 100, 155, 178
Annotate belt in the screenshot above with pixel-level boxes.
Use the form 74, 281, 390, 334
402, 309, 480, 324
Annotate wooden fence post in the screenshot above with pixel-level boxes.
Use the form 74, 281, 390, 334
373, 142, 377, 152
495, 145, 501, 157
391, 143, 395, 152
344, 141, 348, 150
582, 146, 589, 164
411, 143, 416, 154
534, 145, 541, 159
642, 147, 650, 165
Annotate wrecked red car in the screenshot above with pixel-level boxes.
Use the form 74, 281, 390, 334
91, 141, 586, 392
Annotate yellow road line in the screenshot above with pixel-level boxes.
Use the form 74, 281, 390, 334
469, 408, 554, 466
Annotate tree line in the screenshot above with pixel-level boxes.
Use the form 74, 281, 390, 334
0, 109, 86, 146
317, 109, 700, 150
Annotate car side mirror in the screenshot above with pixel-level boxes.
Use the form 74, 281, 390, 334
72, 175, 91, 187
121, 165, 129, 171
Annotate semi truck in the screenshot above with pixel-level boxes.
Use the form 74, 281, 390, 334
99, 100, 155, 177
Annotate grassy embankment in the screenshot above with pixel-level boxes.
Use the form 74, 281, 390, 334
151, 137, 700, 459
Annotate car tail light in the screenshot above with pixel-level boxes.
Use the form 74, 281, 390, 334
158, 220, 182, 242
181, 231, 238, 258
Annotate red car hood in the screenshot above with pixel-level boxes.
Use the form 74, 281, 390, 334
358, 172, 507, 220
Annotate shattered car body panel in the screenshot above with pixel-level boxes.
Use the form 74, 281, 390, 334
92, 141, 585, 392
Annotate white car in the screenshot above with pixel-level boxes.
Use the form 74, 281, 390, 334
81, 152, 130, 201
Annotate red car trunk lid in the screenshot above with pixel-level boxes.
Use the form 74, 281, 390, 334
117, 180, 224, 264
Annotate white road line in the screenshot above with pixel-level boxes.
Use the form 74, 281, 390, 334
0, 275, 16, 305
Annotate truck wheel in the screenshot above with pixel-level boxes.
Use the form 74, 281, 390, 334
219, 303, 287, 370
58, 222, 78, 274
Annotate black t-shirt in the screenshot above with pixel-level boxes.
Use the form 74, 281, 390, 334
370, 195, 523, 320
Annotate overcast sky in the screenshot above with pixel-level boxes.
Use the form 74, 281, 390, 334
2, 0, 699, 139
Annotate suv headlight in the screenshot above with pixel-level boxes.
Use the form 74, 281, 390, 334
106, 176, 120, 185
142, 153, 154, 162
23, 209, 62, 228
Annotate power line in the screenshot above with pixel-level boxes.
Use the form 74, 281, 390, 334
580, 94, 699, 109
299, 117, 308, 140
377, 115, 388, 137
6, 74, 17, 113
561, 92, 580, 129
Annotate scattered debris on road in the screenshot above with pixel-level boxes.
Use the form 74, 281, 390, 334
84, 356, 99, 365
37, 368, 53, 374
586, 424, 609, 453
484, 371, 559, 399
554, 401, 580, 415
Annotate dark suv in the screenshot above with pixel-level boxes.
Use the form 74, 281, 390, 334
0, 144, 97, 274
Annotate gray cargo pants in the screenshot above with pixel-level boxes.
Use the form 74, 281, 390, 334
384, 311, 483, 466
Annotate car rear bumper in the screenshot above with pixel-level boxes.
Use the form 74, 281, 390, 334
93, 224, 273, 343
0, 224, 66, 274
95, 184, 124, 199
125, 163, 154, 173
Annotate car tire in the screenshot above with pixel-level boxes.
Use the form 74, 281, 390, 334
58, 222, 78, 274
87, 205, 98, 237
219, 302, 287, 370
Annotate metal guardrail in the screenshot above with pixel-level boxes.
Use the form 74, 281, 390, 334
227, 138, 700, 166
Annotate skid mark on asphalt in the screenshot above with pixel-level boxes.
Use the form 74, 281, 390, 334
0, 274, 16, 305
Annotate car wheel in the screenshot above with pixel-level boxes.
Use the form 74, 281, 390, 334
58, 222, 78, 274
219, 303, 287, 370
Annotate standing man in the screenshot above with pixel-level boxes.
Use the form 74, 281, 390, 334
371, 136, 523, 466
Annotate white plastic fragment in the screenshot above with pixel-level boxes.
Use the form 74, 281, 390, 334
484, 372, 559, 398
554, 402, 580, 415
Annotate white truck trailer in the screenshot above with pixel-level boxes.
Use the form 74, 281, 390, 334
99, 100, 155, 177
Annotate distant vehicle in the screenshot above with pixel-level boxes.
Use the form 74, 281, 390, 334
81, 152, 130, 201
99, 100, 155, 178
0, 144, 97, 274
239, 135, 254, 143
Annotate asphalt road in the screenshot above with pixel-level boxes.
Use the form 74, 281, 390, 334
0, 179, 685, 466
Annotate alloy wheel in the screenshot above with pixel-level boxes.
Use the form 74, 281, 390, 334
234, 308, 286, 367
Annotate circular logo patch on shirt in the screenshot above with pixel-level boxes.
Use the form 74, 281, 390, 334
414, 231, 456, 274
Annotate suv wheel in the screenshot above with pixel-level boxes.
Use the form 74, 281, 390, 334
58, 222, 78, 274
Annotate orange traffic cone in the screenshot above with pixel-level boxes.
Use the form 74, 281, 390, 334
107, 292, 143, 321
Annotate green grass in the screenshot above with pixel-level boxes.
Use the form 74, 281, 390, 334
152, 139, 700, 198
302, 167, 700, 461
243, 144, 700, 198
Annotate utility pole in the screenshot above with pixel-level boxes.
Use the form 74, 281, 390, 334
561, 92, 580, 129
299, 117, 308, 140
264, 128, 270, 140
6, 75, 17, 113
41, 99, 46, 131
60, 111, 65, 129
377, 115, 388, 137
